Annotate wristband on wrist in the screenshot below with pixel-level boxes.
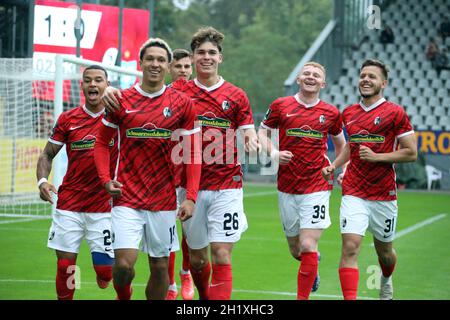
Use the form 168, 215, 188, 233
270, 149, 279, 160
37, 177, 48, 188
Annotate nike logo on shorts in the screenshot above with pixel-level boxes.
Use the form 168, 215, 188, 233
225, 231, 237, 236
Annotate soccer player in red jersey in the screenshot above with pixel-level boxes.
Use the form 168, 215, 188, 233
101, 28, 258, 300
179, 27, 258, 300
36, 65, 116, 300
258, 62, 346, 300
166, 48, 195, 301
322, 59, 417, 300
94, 38, 201, 300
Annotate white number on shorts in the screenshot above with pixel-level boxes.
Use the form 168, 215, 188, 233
313, 205, 326, 220
223, 212, 239, 231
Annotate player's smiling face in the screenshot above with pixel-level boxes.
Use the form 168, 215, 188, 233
82, 69, 109, 108
359, 66, 387, 98
193, 41, 223, 77
297, 65, 326, 94
140, 46, 169, 86
170, 56, 193, 81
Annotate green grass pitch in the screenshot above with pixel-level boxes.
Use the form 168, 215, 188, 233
0, 183, 449, 300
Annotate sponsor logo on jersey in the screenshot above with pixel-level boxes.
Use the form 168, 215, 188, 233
197, 112, 231, 129
222, 100, 231, 111
163, 107, 172, 118
70, 134, 96, 150
319, 114, 326, 123
349, 130, 385, 143
286, 125, 324, 139
126, 123, 172, 139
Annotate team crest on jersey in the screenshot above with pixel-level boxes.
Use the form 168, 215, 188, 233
222, 100, 231, 111
126, 122, 172, 139
374, 116, 381, 125
286, 125, 324, 139
163, 107, 172, 118
71, 135, 96, 150
197, 112, 231, 129
349, 130, 385, 143
319, 115, 326, 123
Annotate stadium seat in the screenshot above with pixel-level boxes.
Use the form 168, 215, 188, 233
424, 115, 438, 127
411, 115, 424, 126
417, 79, 429, 90
404, 79, 416, 89
436, 88, 448, 99
415, 96, 427, 108
413, 70, 425, 81
434, 107, 446, 117
431, 79, 444, 89
418, 106, 430, 116
425, 165, 442, 190
428, 97, 441, 108
406, 105, 419, 116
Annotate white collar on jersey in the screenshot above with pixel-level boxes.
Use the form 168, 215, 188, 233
294, 93, 320, 108
194, 77, 225, 92
82, 105, 104, 118
134, 83, 166, 98
359, 97, 386, 112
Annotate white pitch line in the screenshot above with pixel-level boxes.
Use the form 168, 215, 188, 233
0, 279, 376, 300
370, 213, 447, 246
0, 218, 46, 225
244, 191, 277, 198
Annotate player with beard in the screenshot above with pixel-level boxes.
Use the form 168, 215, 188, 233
322, 59, 417, 300
258, 62, 345, 300
36, 65, 116, 299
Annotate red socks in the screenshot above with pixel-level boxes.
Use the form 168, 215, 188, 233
94, 265, 112, 282
181, 236, 191, 271
339, 267, 359, 300
209, 264, 232, 300
190, 262, 211, 300
297, 252, 318, 300
168, 251, 176, 285
113, 282, 132, 300
56, 259, 77, 300
378, 258, 396, 277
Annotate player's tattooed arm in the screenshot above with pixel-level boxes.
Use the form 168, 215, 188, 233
102, 86, 122, 112
36, 142, 63, 203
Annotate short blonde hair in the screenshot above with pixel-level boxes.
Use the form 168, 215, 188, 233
301, 61, 326, 79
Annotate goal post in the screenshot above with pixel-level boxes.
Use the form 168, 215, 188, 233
0, 55, 142, 218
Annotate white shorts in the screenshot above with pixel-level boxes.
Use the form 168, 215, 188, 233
340, 195, 398, 242
278, 191, 332, 237
47, 209, 114, 258
112, 206, 179, 257
182, 189, 248, 250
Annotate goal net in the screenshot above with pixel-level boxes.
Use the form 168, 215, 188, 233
0, 56, 141, 218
